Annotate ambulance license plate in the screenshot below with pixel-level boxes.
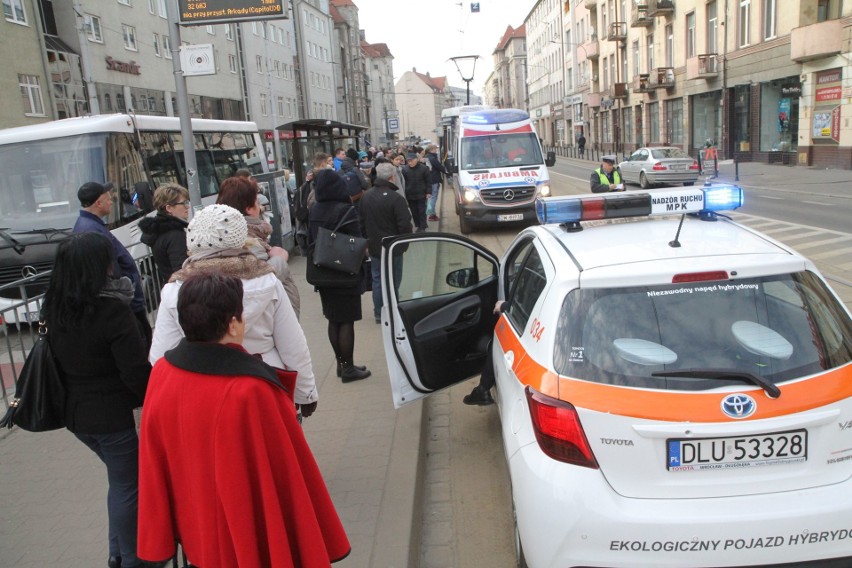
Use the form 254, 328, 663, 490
667, 429, 807, 471
497, 214, 524, 222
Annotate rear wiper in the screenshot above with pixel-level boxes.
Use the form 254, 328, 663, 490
0, 229, 25, 255
651, 368, 781, 399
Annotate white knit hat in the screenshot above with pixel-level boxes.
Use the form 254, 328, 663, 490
186, 204, 248, 255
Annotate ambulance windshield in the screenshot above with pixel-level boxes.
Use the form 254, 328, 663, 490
460, 133, 543, 170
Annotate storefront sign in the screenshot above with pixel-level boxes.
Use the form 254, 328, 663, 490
105, 56, 140, 75
816, 68, 842, 85
564, 94, 584, 106
263, 130, 293, 141
831, 106, 841, 143
781, 86, 801, 96
816, 86, 842, 102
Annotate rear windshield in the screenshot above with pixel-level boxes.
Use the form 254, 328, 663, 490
651, 148, 690, 159
553, 272, 852, 391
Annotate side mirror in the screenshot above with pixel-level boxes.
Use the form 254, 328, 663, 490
545, 151, 556, 168
445, 158, 458, 174
446, 267, 478, 289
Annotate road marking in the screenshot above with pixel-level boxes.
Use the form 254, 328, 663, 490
802, 200, 831, 206
756, 195, 784, 200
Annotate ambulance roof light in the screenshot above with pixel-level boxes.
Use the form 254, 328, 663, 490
535, 186, 744, 226
462, 109, 530, 125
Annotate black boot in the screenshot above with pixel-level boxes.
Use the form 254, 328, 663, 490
336, 357, 366, 378
463, 386, 494, 406
108, 556, 121, 568
341, 362, 371, 383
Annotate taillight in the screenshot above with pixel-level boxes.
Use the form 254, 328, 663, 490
689, 160, 699, 170
525, 386, 598, 468
652, 162, 667, 171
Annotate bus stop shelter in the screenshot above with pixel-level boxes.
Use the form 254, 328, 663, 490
277, 119, 368, 186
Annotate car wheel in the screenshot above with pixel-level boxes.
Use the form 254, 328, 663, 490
683, 181, 695, 186
639, 171, 651, 189
513, 501, 529, 568
454, 198, 460, 215
459, 211, 472, 235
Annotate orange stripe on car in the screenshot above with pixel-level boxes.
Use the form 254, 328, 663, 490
495, 315, 852, 422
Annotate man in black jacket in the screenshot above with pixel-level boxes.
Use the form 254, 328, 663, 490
401, 152, 430, 232
361, 163, 413, 323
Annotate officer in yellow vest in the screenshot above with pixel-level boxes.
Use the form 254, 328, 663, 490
590, 155, 625, 193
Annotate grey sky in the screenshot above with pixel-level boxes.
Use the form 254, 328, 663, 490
355, 0, 534, 99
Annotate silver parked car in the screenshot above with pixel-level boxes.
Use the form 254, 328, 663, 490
619, 147, 699, 188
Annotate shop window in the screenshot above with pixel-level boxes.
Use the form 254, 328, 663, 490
734, 85, 751, 151
666, 98, 683, 145
648, 102, 659, 143
692, 92, 722, 150
760, 80, 798, 152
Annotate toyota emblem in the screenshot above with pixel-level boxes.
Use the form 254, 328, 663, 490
21, 265, 38, 279
720, 393, 757, 419
503, 189, 515, 201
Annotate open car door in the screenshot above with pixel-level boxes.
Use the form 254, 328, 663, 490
380, 233, 499, 408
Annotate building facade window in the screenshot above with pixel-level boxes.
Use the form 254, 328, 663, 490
686, 13, 696, 58
228, 54, 236, 73
762, 0, 776, 39
733, 85, 751, 151
85, 14, 103, 43
260, 93, 268, 116
19, 74, 45, 116
648, 102, 659, 142
122, 25, 137, 51
602, 111, 611, 143
707, 1, 718, 54
692, 91, 722, 151
256, 55, 263, 74
739, 0, 750, 47
632, 41, 639, 77
206, 25, 215, 35
118, 0, 131, 5
623, 107, 633, 145
646, 33, 654, 72
157, 0, 166, 18
162, 35, 171, 59
148, 0, 155, 14
153, 33, 160, 56
760, 78, 799, 152
665, 24, 673, 67
225, 24, 233, 40
665, 98, 683, 144
3, 0, 27, 24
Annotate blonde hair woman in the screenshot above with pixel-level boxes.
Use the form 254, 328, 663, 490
139, 183, 190, 283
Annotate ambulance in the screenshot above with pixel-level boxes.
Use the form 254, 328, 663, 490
443, 107, 556, 234
379, 185, 852, 568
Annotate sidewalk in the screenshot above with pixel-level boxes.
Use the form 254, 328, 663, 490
0, 257, 425, 567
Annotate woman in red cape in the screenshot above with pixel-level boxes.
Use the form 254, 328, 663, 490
138, 273, 349, 567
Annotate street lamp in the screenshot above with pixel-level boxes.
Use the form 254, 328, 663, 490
449, 55, 480, 105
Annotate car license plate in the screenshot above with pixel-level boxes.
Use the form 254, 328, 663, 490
667, 429, 807, 471
670, 164, 686, 171
497, 213, 524, 222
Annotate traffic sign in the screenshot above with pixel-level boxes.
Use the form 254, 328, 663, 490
387, 118, 400, 133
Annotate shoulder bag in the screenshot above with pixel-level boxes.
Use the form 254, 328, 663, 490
0, 321, 66, 432
312, 207, 368, 275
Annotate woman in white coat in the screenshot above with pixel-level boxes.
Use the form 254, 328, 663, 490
149, 204, 318, 416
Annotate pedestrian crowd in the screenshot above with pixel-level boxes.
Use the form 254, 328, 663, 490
30, 139, 447, 567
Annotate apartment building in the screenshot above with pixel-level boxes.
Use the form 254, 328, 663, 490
525, 0, 567, 145
395, 69, 454, 143
491, 24, 528, 111
362, 40, 396, 147
559, 0, 851, 168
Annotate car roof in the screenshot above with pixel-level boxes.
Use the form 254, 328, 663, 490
534, 216, 795, 271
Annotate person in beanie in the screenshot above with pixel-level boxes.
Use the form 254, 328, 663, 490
73, 180, 152, 347
148, 204, 319, 417
308, 169, 371, 382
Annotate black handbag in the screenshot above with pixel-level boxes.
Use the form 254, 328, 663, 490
305, 251, 361, 288
0, 321, 66, 432
312, 207, 368, 275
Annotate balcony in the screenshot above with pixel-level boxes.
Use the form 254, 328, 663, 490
586, 92, 602, 108
655, 67, 675, 88
584, 0, 598, 10
631, 7, 654, 27
607, 22, 627, 42
686, 54, 719, 80
646, 0, 674, 17
791, 20, 842, 62
633, 74, 655, 93
610, 83, 628, 99
583, 37, 600, 60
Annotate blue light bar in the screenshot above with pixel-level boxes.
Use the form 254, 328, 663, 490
535, 186, 744, 226
462, 109, 530, 125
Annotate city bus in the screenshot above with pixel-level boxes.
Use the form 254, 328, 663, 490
0, 113, 272, 318
441, 106, 556, 234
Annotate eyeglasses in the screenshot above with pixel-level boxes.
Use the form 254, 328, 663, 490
171, 200, 191, 207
